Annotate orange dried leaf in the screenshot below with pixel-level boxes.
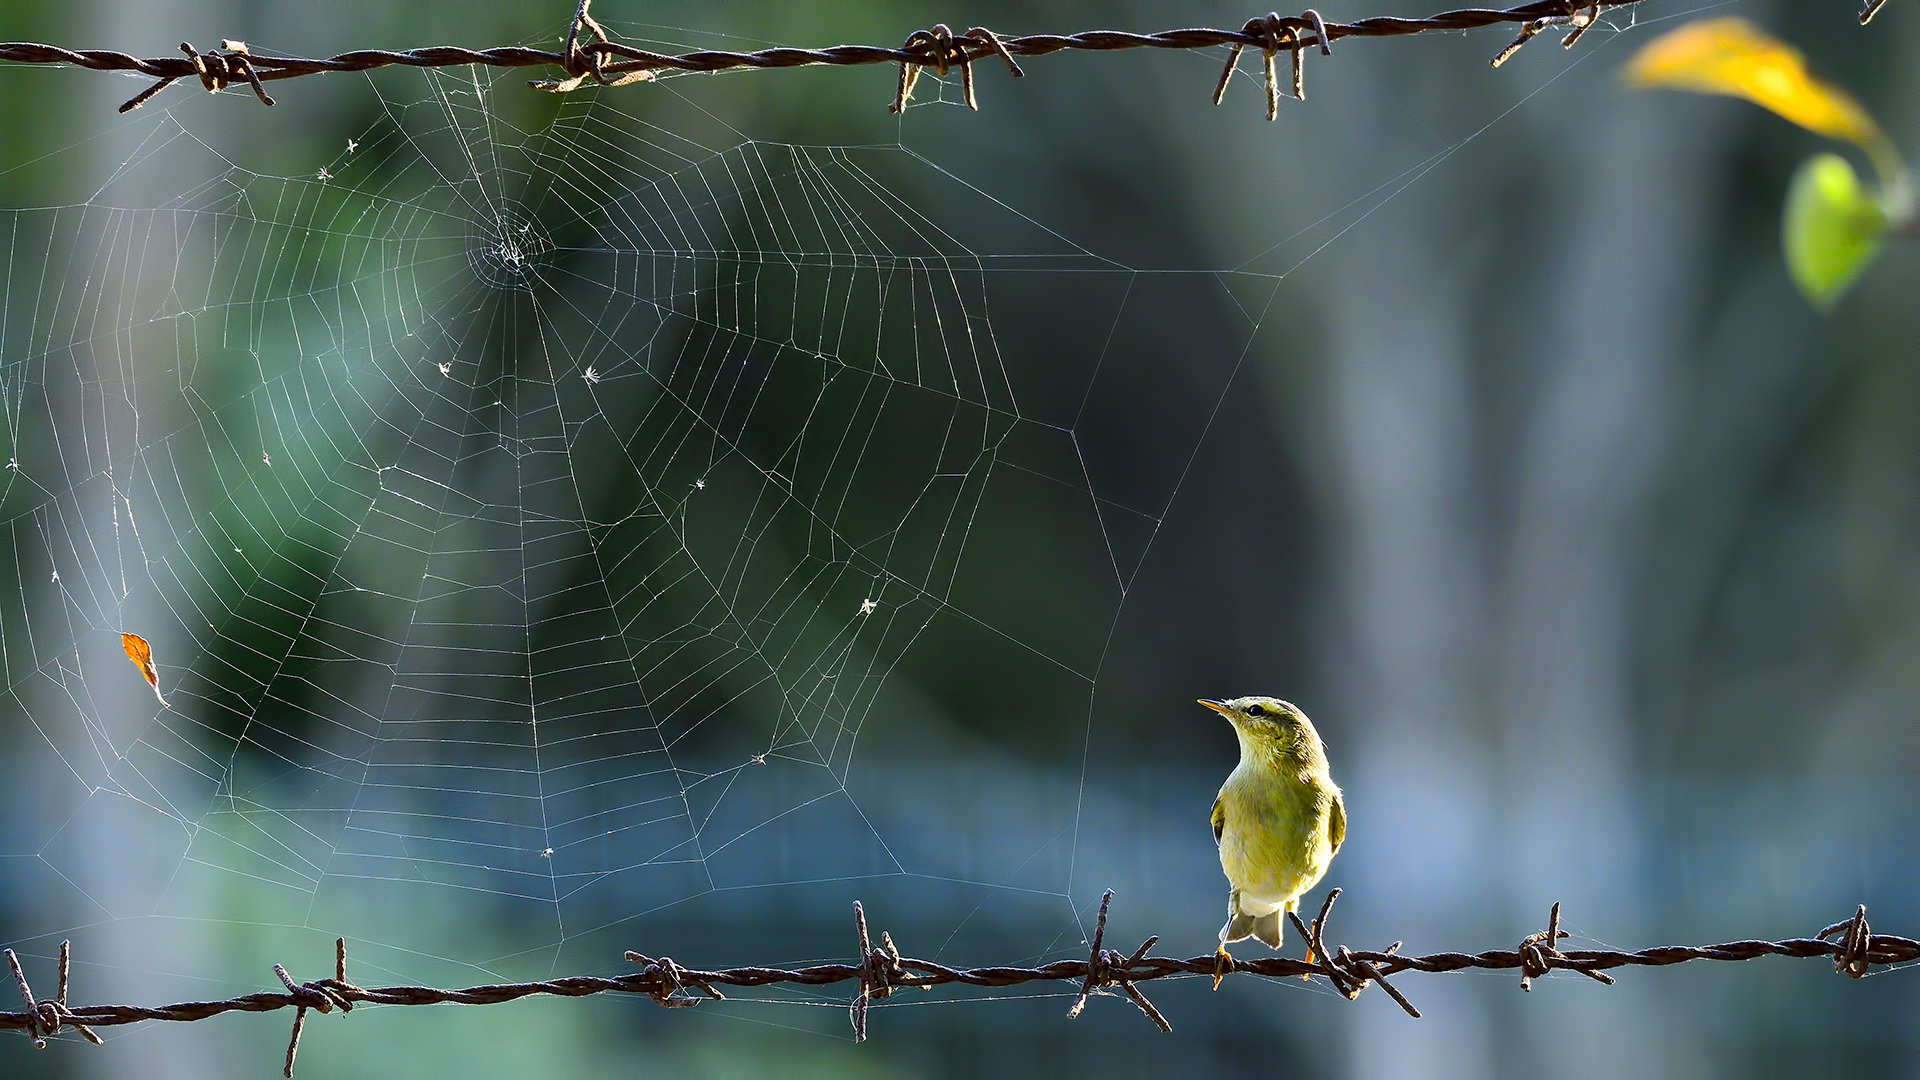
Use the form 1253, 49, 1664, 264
1624, 18, 1886, 151
121, 632, 168, 706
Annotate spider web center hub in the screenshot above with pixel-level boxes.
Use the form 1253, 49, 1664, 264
468, 205, 553, 290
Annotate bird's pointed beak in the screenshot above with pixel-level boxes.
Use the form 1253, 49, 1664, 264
1197, 698, 1232, 717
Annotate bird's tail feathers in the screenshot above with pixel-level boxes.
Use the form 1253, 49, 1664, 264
1249, 909, 1284, 949
1221, 894, 1287, 949
1221, 911, 1254, 944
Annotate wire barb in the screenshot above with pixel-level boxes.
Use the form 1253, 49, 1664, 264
849, 900, 909, 1040
1280, 889, 1423, 1016
1261, 17, 1284, 121
886, 24, 1019, 113
1288, 889, 1346, 992
1561, 2, 1603, 49
1818, 905, 1875, 979
531, 0, 654, 92
1491, 2, 1604, 68
1338, 944, 1420, 1017
967, 26, 1026, 80
119, 40, 275, 113
273, 943, 359, 1078
1289, 26, 1305, 103
1065, 889, 1171, 1031
4, 942, 102, 1050
1516, 902, 1617, 991
1305, 9, 1334, 54
624, 951, 722, 1009
1859, 0, 1890, 23
1211, 41, 1244, 107
1216, 10, 1333, 117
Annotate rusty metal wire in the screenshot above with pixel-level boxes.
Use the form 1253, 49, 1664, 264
2, 890, 1910, 1076
0, 0, 1675, 117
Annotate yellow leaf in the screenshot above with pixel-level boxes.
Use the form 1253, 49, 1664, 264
122, 631, 169, 706
1624, 18, 1886, 152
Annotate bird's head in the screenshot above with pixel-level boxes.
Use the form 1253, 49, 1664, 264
1198, 696, 1325, 765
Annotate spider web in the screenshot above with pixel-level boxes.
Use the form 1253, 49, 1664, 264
0, 55, 1264, 994
0, 12, 1625, 1049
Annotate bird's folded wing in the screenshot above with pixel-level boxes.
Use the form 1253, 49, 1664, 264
1212, 794, 1226, 845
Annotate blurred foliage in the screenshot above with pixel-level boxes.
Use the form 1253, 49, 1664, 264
1783, 153, 1887, 308
1628, 17, 1912, 309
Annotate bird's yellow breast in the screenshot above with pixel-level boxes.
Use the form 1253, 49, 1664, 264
1215, 760, 1340, 912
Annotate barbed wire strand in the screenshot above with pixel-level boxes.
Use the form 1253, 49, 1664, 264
0, 0, 1735, 118
2, 890, 1909, 1075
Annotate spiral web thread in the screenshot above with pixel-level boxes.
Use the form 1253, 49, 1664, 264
0, 50, 1272, 1031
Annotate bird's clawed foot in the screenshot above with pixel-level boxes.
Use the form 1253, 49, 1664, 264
1213, 944, 1233, 990
1300, 945, 1315, 981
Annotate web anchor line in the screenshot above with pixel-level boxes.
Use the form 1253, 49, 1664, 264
5, 893, 1914, 1074
8, 0, 1890, 116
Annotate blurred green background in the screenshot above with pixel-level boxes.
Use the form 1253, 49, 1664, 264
3, 1, 1920, 1077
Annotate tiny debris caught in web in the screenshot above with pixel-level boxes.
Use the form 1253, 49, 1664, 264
120, 632, 168, 706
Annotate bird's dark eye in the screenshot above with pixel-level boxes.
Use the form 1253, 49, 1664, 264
1245, 703, 1265, 718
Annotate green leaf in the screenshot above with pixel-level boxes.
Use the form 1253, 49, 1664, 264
1783, 153, 1887, 311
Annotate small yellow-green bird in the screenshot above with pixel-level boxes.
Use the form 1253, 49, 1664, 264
1200, 696, 1345, 967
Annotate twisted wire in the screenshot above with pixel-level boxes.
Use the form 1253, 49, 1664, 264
0, 0, 1666, 114
2, 892, 1906, 1075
